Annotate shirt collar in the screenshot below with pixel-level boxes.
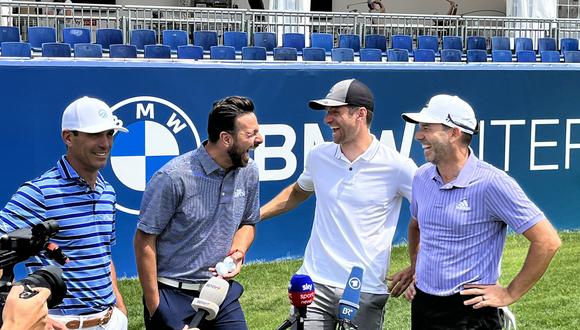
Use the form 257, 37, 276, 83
57, 155, 106, 190
334, 135, 380, 162
431, 148, 478, 188
197, 141, 224, 175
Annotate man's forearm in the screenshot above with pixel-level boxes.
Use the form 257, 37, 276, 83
230, 224, 255, 257
134, 230, 159, 312
408, 218, 420, 270
110, 261, 127, 314
260, 183, 312, 220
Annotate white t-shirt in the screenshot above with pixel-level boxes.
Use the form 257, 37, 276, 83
297, 136, 417, 294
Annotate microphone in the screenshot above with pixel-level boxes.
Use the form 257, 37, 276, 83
338, 266, 364, 330
188, 277, 230, 330
276, 274, 315, 330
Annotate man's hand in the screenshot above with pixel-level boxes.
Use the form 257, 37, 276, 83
144, 294, 160, 317
209, 251, 244, 280
1, 285, 50, 330
404, 280, 416, 302
387, 266, 415, 297
460, 284, 516, 309
46, 317, 68, 330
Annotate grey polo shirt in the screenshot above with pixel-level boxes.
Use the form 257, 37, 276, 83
137, 143, 260, 282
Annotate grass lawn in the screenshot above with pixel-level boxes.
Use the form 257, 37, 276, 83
120, 232, 579, 329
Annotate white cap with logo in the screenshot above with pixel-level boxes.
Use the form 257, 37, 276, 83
401, 94, 478, 135
62, 96, 128, 133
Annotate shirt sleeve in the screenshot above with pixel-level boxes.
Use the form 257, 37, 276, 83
485, 173, 545, 234
137, 171, 179, 235
0, 182, 46, 234
297, 149, 315, 192
241, 163, 260, 226
398, 157, 418, 202
409, 174, 419, 220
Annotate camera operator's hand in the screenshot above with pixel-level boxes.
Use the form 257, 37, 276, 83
1, 285, 50, 330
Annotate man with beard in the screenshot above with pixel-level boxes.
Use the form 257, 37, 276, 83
401, 94, 560, 329
134, 96, 263, 330
261, 79, 417, 329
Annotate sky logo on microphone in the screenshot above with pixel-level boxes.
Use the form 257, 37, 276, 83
302, 283, 313, 291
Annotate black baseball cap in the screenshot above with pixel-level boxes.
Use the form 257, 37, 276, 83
308, 79, 374, 112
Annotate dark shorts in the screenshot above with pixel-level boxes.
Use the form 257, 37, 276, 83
143, 280, 248, 330
411, 287, 502, 330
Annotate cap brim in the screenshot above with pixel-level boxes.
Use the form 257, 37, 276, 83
66, 123, 129, 133
308, 98, 349, 110
401, 112, 445, 125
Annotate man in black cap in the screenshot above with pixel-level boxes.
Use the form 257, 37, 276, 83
261, 79, 417, 329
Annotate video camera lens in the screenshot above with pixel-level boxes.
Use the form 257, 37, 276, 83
16, 266, 67, 308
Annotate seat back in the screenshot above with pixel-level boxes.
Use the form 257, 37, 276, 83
177, 45, 203, 60
194, 31, 218, 51
210, 45, 235, 60
310, 33, 333, 52
0, 26, 20, 48
130, 29, 156, 51
253, 32, 276, 51
387, 48, 409, 62
42, 42, 71, 57
28, 26, 56, 50
162, 30, 188, 51
282, 33, 305, 52
467, 49, 487, 62
560, 38, 579, 54
538, 38, 557, 52
145, 44, 171, 59
242, 46, 267, 60
224, 31, 248, 52
273, 47, 297, 61
63, 27, 91, 47
96, 28, 123, 51
338, 34, 360, 52
392, 35, 413, 53
516, 50, 536, 62
74, 43, 103, 58
492, 50, 512, 62
514, 37, 533, 52
540, 50, 560, 63
491, 36, 510, 51
359, 48, 382, 62
467, 36, 487, 50
564, 50, 580, 63
440, 49, 462, 62
109, 44, 137, 58
302, 47, 326, 61
0, 41, 31, 57
414, 48, 435, 62
442, 36, 462, 51
331, 47, 354, 62
417, 35, 438, 53
365, 34, 387, 52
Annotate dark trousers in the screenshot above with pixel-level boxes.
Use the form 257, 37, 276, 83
143, 281, 248, 330
411, 287, 502, 330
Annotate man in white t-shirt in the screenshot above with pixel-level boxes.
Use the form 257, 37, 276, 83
260, 79, 417, 329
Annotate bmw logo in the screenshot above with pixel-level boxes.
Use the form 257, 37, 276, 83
104, 96, 202, 215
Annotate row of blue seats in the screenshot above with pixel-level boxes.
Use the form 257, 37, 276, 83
1, 25, 578, 55
2, 40, 578, 63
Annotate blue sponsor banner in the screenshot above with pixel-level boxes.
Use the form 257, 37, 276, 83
0, 61, 578, 276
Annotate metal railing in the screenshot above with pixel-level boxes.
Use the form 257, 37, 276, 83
2, 1, 580, 48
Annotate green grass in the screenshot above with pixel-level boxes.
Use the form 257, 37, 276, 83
120, 232, 580, 329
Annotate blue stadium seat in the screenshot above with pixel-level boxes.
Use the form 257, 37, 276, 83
74, 43, 102, 58
515, 37, 533, 52
131, 29, 156, 51
338, 34, 360, 52
96, 28, 123, 51
194, 30, 218, 51
359, 48, 382, 62
42, 42, 71, 57
273, 47, 297, 61
302, 47, 326, 61
492, 50, 512, 62
145, 44, 171, 59
387, 48, 409, 62
564, 50, 580, 63
365, 34, 387, 52
392, 35, 412, 54
540, 50, 560, 63
414, 48, 435, 62
177, 45, 203, 60
224, 31, 248, 53
253, 32, 277, 52
109, 44, 137, 58
310, 33, 333, 53
442, 36, 462, 51
516, 50, 536, 62
467, 49, 487, 62
28, 26, 56, 51
0, 42, 31, 58
63, 27, 90, 47
467, 36, 486, 50
162, 30, 188, 51
538, 37, 557, 53
282, 33, 305, 53
331, 47, 354, 62
491, 36, 510, 51
0, 26, 20, 49
560, 38, 579, 54
417, 35, 438, 54
242, 46, 267, 60
440, 49, 462, 62
210, 45, 235, 60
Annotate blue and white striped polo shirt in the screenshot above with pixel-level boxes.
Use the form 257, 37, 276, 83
0, 156, 117, 315
411, 151, 545, 296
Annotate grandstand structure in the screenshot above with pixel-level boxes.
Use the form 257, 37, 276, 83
1, 1, 580, 62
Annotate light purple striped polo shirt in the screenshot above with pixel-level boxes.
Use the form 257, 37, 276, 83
410, 151, 545, 296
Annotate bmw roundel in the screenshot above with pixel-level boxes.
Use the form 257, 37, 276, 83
103, 96, 202, 215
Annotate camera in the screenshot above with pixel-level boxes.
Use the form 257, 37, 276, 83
0, 220, 68, 326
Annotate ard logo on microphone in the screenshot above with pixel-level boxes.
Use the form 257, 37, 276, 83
348, 277, 361, 290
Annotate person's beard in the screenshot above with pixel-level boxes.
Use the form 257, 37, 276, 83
227, 140, 248, 169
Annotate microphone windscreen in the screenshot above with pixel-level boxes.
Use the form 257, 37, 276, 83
288, 274, 315, 308
338, 266, 364, 321
199, 277, 229, 306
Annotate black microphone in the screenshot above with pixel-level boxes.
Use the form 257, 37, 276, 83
188, 277, 229, 329
337, 266, 364, 330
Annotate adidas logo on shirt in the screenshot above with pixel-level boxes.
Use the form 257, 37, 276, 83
455, 198, 471, 211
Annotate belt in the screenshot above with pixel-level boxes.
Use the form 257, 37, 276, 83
65, 307, 113, 329
158, 277, 205, 291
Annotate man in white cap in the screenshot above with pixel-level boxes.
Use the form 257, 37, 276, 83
401, 94, 561, 329
0, 96, 129, 329
261, 79, 418, 329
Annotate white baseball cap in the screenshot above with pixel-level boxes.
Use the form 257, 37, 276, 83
62, 96, 128, 133
401, 94, 478, 135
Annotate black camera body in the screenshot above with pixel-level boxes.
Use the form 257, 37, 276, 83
0, 220, 68, 324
